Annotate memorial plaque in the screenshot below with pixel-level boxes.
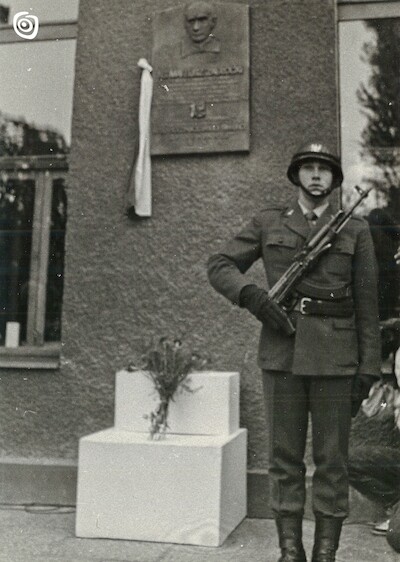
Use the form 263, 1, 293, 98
151, 2, 250, 155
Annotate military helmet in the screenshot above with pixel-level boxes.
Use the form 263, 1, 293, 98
287, 142, 343, 188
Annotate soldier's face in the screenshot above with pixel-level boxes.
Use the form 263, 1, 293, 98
298, 160, 333, 198
185, 9, 215, 42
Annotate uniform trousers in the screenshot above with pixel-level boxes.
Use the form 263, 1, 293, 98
262, 370, 353, 520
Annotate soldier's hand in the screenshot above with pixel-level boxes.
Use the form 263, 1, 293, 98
351, 374, 377, 417
239, 285, 295, 335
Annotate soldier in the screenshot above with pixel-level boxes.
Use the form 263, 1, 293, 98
207, 143, 381, 562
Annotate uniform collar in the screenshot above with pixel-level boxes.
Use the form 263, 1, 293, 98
283, 200, 333, 240
297, 200, 329, 219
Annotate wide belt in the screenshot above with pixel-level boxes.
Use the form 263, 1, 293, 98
293, 296, 354, 317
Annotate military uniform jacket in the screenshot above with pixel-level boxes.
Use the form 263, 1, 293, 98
207, 200, 381, 376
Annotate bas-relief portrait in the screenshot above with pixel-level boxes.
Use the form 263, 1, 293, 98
151, 2, 249, 155
181, 1, 221, 58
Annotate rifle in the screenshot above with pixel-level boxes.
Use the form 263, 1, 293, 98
269, 185, 372, 335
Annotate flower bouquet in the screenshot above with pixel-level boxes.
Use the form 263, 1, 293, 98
127, 337, 206, 439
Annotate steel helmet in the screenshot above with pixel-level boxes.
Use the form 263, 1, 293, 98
287, 142, 343, 188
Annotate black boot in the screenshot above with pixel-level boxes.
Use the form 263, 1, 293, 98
311, 517, 343, 562
276, 516, 307, 562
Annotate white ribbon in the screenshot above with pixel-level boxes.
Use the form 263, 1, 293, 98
128, 58, 153, 217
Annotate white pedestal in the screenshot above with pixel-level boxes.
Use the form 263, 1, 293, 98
76, 370, 247, 546
115, 370, 239, 435
75, 427, 247, 546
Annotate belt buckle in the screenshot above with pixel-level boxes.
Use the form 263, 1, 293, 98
299, 297, 312, 315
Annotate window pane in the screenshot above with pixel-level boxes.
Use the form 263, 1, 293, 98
0, 175, 34, 344
339, 18, 400, 320
45, 177, 66, 342
0, 0, 79, 25
0, 39, 76, 153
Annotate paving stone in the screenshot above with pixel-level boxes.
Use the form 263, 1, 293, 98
0, 507, 399, 562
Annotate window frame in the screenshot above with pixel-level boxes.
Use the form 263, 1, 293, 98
337, 0, 400, 326
337, 1, 400, 173
0, 21, 77, 43
0, 156, 68, 369
0, 16, 77, 369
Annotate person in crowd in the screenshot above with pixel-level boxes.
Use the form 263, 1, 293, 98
366, 205, 400, 320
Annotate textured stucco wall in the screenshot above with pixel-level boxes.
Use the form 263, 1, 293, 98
2, 0, 373, 466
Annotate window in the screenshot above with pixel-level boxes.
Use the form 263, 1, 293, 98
338, 1, 400, 321
0, 1, 78, 368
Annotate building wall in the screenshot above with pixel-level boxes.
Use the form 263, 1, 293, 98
1, 0, 341, 467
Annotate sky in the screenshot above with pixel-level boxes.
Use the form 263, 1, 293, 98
0, 0, 79, 145
0, 0, 78, 24
339, 20, 377, 208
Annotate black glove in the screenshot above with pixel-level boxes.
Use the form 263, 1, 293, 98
239, 285, 295, 335
351, 374, 377, 418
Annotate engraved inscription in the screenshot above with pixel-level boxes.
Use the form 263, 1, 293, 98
157, 74, 245, 102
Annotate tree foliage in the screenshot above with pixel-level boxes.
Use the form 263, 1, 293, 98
0, 111, 68, 157
357, 19, 400, 202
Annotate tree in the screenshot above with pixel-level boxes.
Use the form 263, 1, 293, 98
357, 19, 400, 206
0, 111, 68, 157
357, 20, 400, 317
